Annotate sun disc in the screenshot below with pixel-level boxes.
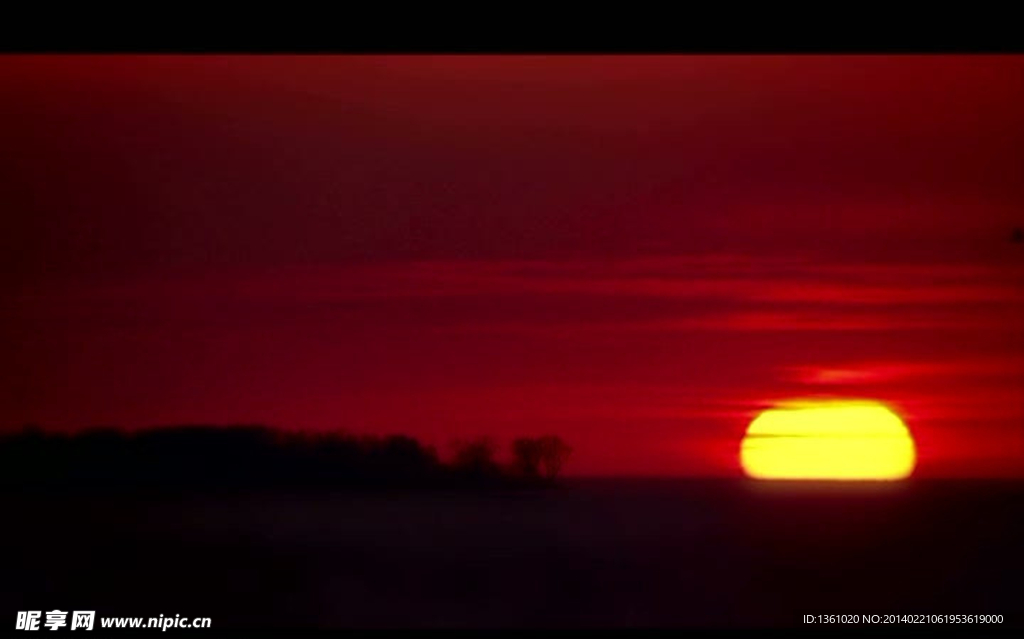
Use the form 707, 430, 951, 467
740, 400, 916, 480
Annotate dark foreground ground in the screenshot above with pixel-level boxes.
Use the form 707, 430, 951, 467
2, 478, 1022, 629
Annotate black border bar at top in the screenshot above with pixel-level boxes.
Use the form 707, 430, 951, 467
1, 9, 1022, 54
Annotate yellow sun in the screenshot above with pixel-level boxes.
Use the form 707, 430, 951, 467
740, 399, 916, 480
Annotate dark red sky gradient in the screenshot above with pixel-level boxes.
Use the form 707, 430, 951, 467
3, 55, 1023, 476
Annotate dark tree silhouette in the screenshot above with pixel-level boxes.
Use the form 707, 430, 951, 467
537, 435, 572, 481
450, 437, 501, 480
0, 426, 569, 491
511, 437, 545, 479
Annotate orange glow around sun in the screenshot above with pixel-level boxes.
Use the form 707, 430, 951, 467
740, 400, 916, 480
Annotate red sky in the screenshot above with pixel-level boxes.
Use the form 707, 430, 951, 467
2, 55, 1023, 477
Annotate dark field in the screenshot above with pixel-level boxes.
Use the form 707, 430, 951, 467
3, 479, 1022, 629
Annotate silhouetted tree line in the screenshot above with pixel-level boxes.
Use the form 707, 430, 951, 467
0, 425, 571, 492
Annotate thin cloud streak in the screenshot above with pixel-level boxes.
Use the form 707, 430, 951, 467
11, 255, 1024, 328
786, 356, 1024, 385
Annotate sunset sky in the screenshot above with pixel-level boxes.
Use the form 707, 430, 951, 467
2, 55, 1023, 477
